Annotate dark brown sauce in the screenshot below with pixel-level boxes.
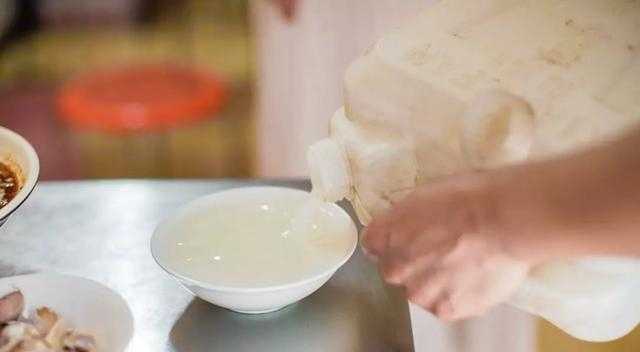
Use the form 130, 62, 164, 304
0, 162, 19, 209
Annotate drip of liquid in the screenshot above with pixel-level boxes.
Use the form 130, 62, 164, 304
287, 195, 326, 239
283, 183, 337, 243
163, 192, 355, 288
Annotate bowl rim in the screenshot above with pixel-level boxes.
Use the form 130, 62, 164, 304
150, 186, 358, 293
0, 126, 40, 221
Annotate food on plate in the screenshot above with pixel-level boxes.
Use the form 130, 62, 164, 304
0, 291, 97, 352
0, 162, 19, 209
0, 292, 23, 323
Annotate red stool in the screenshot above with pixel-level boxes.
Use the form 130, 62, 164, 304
56, 64, 228, 178
57, 64, 226, 133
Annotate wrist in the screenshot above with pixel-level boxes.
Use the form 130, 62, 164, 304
485, 127, 640, 264
485, 164, 571, 266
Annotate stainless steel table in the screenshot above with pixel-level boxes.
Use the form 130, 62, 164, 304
0, 180, 414, 352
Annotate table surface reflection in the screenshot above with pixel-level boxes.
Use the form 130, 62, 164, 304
0, 180, 414, 352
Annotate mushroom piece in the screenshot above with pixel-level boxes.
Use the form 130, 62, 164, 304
30, 308, 65, 348
0, 338, 20, 352
0, 292, 24, 324
0, 322, 41, 352
4, 338, 53, 352
61, 331, 97, 352
1, 322, 40, 342
30, 309, 57, 337
0, 294, 97, 352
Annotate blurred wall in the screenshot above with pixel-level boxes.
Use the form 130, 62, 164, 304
250, 0, 430, 177
0, 0, 255, 180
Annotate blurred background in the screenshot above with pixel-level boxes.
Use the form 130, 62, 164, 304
0, 0, 253, 180
0, 0, 637, 351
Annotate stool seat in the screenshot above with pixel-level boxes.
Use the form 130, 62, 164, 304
57, 64, 227, 133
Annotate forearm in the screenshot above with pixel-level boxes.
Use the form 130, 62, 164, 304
493, 127, 640, 264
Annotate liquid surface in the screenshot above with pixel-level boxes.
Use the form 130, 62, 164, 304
158, 192, 356, 288
0, 162, 19, 209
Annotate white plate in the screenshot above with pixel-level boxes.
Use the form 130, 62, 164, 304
0, 273, 133, 352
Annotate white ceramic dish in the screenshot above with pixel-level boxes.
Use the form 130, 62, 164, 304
0, 126, 39, 225
0, 273, 134, 352
151, 186, 358, 314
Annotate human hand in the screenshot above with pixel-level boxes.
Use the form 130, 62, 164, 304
362, 126, 640, 321
362, 174, 530, 321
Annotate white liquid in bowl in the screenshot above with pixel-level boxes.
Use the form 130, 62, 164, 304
153, 188, 357, 289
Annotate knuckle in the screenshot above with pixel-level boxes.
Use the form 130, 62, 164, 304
360, 244, 379, 261
361, 226, 375, 243
380, 261, 405, 284
406, 286, 424, 304
362, 229, 383, 254
448, 176, 499, 234
435, 300, 455, 320
360, 235, 374, 252
407, 281, 438, 307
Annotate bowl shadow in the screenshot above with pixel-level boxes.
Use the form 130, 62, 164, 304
169, 251, 414, 352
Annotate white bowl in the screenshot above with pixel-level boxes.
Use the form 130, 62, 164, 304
0, 273, 134, 352
0, 126, 39, 225
151, 186, 358, 314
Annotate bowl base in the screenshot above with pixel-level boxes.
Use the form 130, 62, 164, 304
230, 305, 288, 314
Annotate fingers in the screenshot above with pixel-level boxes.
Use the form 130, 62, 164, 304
362, 179, 480, 258
404, 267, 484, 322
377, 250, 494, 321
376, 243, 461, 319
378, 237, 453, 284
379, 252, 435, 285
404, 268, 468, 321
376, 235, 502, 321
406, 268, 447, 311
361, 190, 438, 257
361, 214, 392, 257
360, 175, 512, 322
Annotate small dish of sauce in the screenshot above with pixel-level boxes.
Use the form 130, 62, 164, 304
0, 162, 19, 209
